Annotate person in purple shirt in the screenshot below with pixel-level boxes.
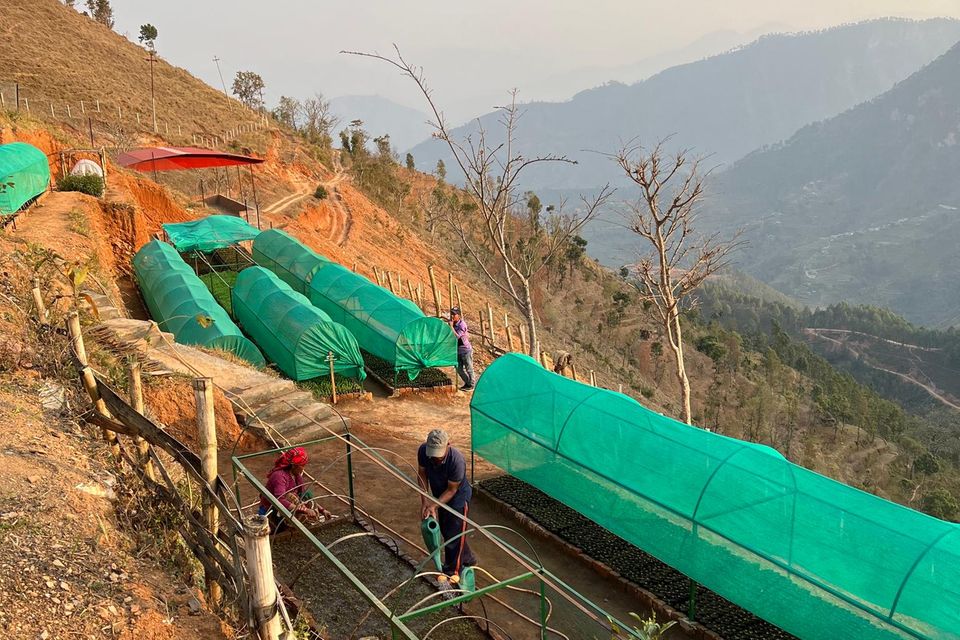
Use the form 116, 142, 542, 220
258, 447, 330, 532
449, 307, 474, 391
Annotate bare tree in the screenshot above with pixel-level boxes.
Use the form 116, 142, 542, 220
615, 140, 742, 424
301, 93, 339, 146
345, 47, 612, 356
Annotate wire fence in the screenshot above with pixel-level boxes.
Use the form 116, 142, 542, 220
0, 79, 268, 151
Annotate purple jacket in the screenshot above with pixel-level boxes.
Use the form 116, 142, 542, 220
452, 318, 472, 355
259, 467, 307, 512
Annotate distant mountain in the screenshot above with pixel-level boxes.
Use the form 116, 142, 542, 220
701, 40, 960, 328
329, 95, 432, 155
518, 25, 790, 104
409, 18, 960, 191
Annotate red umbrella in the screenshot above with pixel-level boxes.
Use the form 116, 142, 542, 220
116, 146, 264, 172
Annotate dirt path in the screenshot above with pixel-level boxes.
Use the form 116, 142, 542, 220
805, 329, 960, 410
805, 327, 942, 352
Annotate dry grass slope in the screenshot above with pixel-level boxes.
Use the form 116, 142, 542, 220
0, 0, 255, 136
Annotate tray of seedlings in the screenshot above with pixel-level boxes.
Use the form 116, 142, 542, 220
361, 349, 453, 394
479, 475, 797, 640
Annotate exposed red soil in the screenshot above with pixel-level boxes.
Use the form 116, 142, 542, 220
142, 376, 258, 453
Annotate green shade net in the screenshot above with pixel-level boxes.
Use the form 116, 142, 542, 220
162, 215, 260, 252
471, 354, 960, 640
231, 267, 365, 381
0, 142, 50, 214
133, 240, 265, 367
253, 230, 457, 378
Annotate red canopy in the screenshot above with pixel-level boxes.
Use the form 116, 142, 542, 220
116, 146, 264, 172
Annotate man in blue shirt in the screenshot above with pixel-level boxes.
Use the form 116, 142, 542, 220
417, 428, 477, 576
450, 307, 474, 391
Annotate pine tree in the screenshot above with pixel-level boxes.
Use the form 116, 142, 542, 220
85, 0, 114, 28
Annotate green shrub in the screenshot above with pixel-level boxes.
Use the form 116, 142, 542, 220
57, 174, 104, 197
640, 386, 655, 399
314, 185, 328, 200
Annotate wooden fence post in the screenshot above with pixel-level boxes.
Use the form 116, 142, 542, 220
455, 284, 463, 314
447, 273, 454, 312
487, 303, 495, 348
68, 310, 113, 438
327, 352, 338, 404
127, 359, 156, 482
31, 278, 47, 322
571, 364, 579, 382
618, 383, 624, 394
244, 515, 282, 640
504, 313, 513, 352
416, 283, 423, 310
589, 370, 597, 387
518, 324, 527, 354
386, 271, 397, 294
428, 265, 441, 317
407, 280, 417, 306
479, 312, 486, 348
192, 377, 223, 609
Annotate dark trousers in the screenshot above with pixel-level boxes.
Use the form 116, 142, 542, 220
457, 350, 475, 387
438, 502, 477, 575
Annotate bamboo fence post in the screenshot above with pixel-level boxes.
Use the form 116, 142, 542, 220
352, 261, 357, 273
479, 312, 486, 348
327, 352, 338, 404
428, 265, 441, 317
192, 377, 223, 609
386, 271, 397, 294
448, 273, 454, 311
590, 370, 597, 387
407, 280, 417, 306
487, 304, 495, 348
31, 278, 47, 322
244, 515, 282, 640
67, 311, 121, 457
618, 383, 624, 394
416, 283, 424, 309
397, 274, 405, 297
519, 324, 527, 354
66, 311, 87, 365
455, 284, 463, 314
504, 313, 513, 352
127, 359, 156, 482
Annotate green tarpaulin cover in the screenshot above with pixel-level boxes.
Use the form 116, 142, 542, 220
0, 142, 50, 214
471, 353, 960, 640
162, 215, 260, 252
232, 267, 365, 381
253, 230, 457, 378
133, 240, 265, 367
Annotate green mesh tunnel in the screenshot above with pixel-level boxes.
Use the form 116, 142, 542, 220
0, 142, 50, 214
252, 230, 457, 378
471, 353, 960, 640
252, 229, 329, 294
133, 240, 265, 367
231, 267, 365, 381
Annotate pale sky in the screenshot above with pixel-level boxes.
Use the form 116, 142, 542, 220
110, 0, 960, 122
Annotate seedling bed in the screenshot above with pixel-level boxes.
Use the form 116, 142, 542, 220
298, 374, 367, 401
272, 519, 488, 639
479, 475, 797, 640
362, 349, 453, 393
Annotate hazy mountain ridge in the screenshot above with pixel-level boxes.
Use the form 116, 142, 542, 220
705, 40, 960, 327
408, 18, 960, 190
